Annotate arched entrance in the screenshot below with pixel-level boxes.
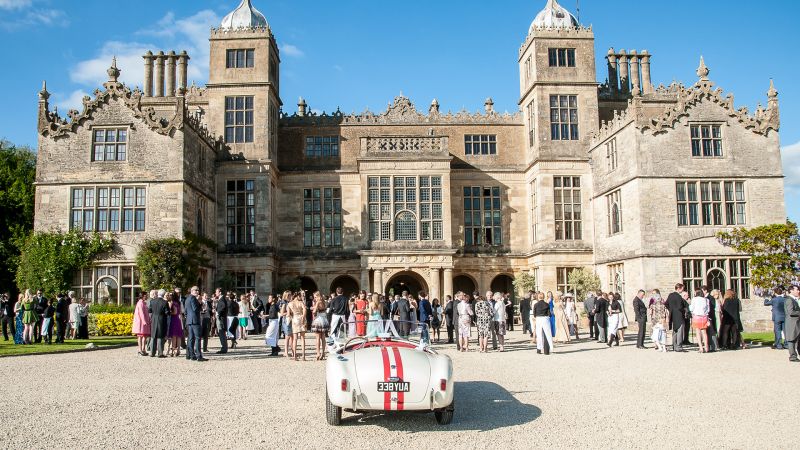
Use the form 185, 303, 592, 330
299, 276, 318, 294
491, 274, 515, 301
96, 276, 118, 305
453, 275, 476, 296
330, 275, 359, 297
707, 268, 726, 293
385, 271, 429, 298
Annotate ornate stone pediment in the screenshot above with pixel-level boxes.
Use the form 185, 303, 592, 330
361, 135, 448, 155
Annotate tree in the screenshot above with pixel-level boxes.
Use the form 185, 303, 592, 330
135, 233, 213, 291
717, 221, 800, 290
0, 139, 36, 294
512, 271, 536, 296
15, 230, 114, 297
567, 267, 601, 299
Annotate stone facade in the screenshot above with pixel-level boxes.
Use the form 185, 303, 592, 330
33, 1, 786, 331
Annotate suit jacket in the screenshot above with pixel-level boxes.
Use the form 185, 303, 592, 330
594, 298, 608, 327
784, 295, 800, 341
633, 297, 647, 322
148, 297, 170, 339
55, 298, 70, 321
216, 297, 228, 319
764, 295, 786, 322
519, 298, 531, 317
394, 298, 412, 321
418, 298, 433, 322
584, 296, 596, 316
185, 294, 201, 326
666, 292, 686, 329
35, 295, 47, 314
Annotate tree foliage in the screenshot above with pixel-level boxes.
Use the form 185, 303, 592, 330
567, 267, 601, 298
717, 221, 800, 290
15, 229, 114, 297
0, 140, 36, 294
512, 272, 537, 295
135, 233, 212, 291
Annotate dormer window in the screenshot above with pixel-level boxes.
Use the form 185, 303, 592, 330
92, 128, 127, 162
690, 124, 722, 157
226, 49, 254, 68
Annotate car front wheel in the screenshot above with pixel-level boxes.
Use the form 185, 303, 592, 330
434, 402, 454, 425
326, 389, 342, 426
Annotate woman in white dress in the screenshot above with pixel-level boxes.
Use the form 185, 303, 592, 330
564, 294, 579, 338
238, 294, 252, 340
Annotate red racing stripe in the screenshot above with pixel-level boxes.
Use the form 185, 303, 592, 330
392, 347, 404, 411
381, 346, 391, 411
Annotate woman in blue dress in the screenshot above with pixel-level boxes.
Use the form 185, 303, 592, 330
13, 294, 24, 344
547, 291, 556, 337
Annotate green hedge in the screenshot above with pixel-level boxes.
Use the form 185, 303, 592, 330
89, 304, 135, 314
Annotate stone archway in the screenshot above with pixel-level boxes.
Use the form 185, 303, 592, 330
385, 271, 429, 298
330, 275, 359, 297
453, 274, 477, 296
299, 276, 318, 295
491, 274, 515, 302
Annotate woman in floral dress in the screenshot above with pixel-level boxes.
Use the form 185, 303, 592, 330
648, 289, 668, 352
474, 295, 493, 353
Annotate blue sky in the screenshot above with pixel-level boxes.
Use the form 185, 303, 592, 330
1, 0, 797, 220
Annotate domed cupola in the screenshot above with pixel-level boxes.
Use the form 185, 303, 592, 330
220, 0, 269, 30
529, 0, 579, 32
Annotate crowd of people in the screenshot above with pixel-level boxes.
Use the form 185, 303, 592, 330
5, 280, 798, 364
1, 289, 89, 345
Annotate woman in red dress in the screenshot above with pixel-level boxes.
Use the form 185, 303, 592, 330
354, 291, 369, 336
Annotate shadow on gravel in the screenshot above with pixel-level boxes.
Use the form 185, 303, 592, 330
342, 381, 541, 431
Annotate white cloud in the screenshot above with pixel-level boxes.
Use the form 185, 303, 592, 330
782, 141, 800, 188
68, 9, 220, 90
0, 0, 32, 10
280, 43, 304, 58
53, 89, 91, 114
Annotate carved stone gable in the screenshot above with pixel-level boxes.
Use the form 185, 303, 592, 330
383, 95, 425, 123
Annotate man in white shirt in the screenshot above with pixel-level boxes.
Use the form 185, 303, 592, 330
491, 292, 507, 352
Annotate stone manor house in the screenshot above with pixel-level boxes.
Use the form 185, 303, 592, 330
33, 0, 785, 326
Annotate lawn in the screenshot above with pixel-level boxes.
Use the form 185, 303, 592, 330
741, 332, 775, 347
0, 336, 136, 357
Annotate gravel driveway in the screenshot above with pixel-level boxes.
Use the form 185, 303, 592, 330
1, 333, 796, 449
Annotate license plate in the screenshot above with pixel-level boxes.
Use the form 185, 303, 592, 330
377, 381, 410, 392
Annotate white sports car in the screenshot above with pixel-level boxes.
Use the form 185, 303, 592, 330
325, 324, 454, 425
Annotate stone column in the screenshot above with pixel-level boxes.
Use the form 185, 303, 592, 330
443, 268, 453, 300
361, 269, 370, 293
165, 51, 176, 97
154, 51, 165, 97
143, 51, 153, 97
629, 50, 641, 95
640, 51, 652, 94
429, 268, 441, 301
374, 269, 384, 295
606, 48, 618, 92
617, 50, 629, 93
177, 51, 189, 92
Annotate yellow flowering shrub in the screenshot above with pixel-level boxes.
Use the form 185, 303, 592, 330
94, 313, 133, 336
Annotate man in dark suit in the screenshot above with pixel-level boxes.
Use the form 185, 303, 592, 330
666, 283, 687, 352
1, 293, 14, 341
584, 293, 597, 340
227, 295, 240, 348
33, 289, 47, 343
393, 293, 412, 337
148, 290, 170, 357
763, 287, 786, 350
594, 294, 608, 343
784, 285, 800, 362
633, 290, 647, 349
185, 286, 206, 361
519, 292, 532, 337
215, 290, 228, 354
250, 290, 264, 335
54, 292, 70, 344
702, 285, 719, 351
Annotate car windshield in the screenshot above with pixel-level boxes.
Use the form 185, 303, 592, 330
327, 319, 430, 350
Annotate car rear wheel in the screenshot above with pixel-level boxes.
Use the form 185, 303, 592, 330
435, 402, 454, 425
326, 389, 342, 426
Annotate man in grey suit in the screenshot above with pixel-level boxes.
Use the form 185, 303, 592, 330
783, 285, 800, 362
392, 293, 412, 337
148, 289, 170, 358
185, 286, 206, 362
584, 293, 597, 340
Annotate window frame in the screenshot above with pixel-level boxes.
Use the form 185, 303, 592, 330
550, 95, 579, 141
226, 179, 256, 247
226, 49, 255, 69
224, 96, 254, 144
304, 136, 340, 158
463, 185, 503, 246
690, 124, 723, 158
606, 189, 622, 236
91, 127, 128, 162
553, 176, 582, 241
70, 185, 146, 233
676, 180, 745, 227
548, 48, 576, 67
303, 187, 343, 248
368, 175, 443, 242
464, 134, 497, 156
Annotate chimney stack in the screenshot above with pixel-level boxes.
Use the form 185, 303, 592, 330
617, 50, 629, 93
165, 51, 176, 97
297, 97, 307, 116
606, 48, 618, 92
629, 50, 641, 95
143, 51, 154, 97
640, 50, 652, 94
177, 51, 190, 92
154, 51, 165, 97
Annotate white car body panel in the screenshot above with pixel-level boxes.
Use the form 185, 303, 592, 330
326, 339, 454, 412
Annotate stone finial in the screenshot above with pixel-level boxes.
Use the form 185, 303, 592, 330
107, 56, 121, 82
38, 80, 50, 101
484, 97, 494, 114
297, 97, 307, 116
767, 78, 778, 99
429, 98, 440, 114
696, 56, 709, 81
